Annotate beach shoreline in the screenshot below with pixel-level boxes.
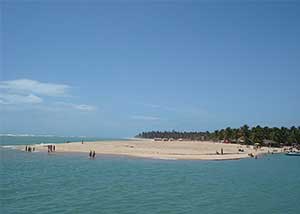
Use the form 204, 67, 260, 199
15, 139, 282, 160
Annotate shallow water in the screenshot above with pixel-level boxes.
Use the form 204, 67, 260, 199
1, 137, 300, 214
0, 136, 123, 146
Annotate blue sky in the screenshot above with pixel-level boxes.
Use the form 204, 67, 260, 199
1, 1, 300, 137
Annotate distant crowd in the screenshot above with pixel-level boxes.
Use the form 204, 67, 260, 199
89, 150, 96, 159
24, 144, 97, 159
25, 145, 35, 152
47, 145, 56, 153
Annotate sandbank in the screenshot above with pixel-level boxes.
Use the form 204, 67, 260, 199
16, 139, 282, 160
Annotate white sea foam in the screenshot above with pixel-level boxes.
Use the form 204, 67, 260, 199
37, 143, 51, 146
0, 133, 94, 138
0, 133, 55, 137
1, 145, 17, 149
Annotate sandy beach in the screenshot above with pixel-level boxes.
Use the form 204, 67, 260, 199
17, 139, 282, 160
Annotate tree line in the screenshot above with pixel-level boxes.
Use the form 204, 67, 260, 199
136, 125, 300, 146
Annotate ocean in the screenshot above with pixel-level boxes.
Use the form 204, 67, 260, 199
1, 136, 300, 214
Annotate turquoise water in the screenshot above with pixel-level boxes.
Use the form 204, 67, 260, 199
1, 137, 300, 214
0, 135, 124, 146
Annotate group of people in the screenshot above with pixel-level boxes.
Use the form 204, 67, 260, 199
216, 148, 224, 155
25, 145, 35, 152
89, 150, 96, 159
47, 145, 56, 153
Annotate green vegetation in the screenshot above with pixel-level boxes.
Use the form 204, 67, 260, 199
136, 125, 300, 147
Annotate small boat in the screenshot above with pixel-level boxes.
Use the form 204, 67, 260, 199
286, 152, 300, 156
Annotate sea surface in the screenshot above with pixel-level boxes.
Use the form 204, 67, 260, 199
0, 135, 126, 146
1, 136, 300, 214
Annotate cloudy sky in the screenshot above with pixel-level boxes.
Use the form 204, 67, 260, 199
1, 1, 300, 137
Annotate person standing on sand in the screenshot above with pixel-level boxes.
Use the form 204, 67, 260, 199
25, 146, 28, 152
92, 150, 96, 158
53, 145, 55, 151
89, 150, 92, 158
221, 148, 223, 155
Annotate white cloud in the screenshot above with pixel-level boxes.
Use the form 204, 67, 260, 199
55, 102, 97, 112
0, 93, 43, 104
131, 115, 160, 121
0, 79, 97, 112
0, 79, 70, 97
73, 104, 97, 111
